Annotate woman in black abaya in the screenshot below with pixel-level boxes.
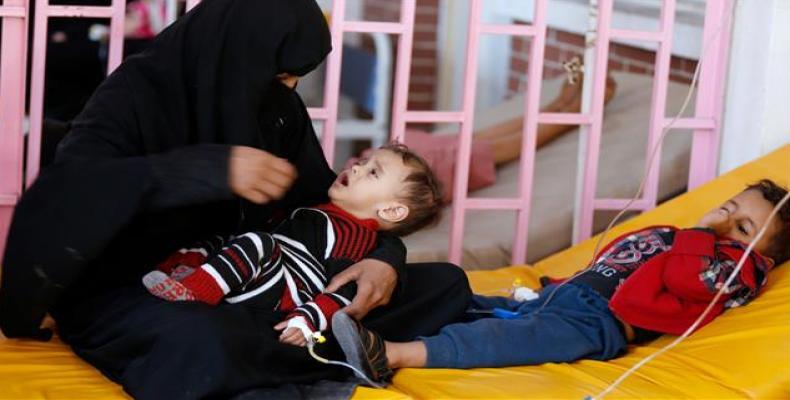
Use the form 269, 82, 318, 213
0, 0, 471, 398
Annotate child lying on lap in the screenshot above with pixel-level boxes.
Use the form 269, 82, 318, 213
331, 179, 790, 384
143, 144, 442, 347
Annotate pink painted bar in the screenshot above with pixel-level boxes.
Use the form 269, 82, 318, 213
538, 112, 593, 125
388, 0, 417, 144
640, 0, 676, 210
107, 0, 127, 73
343, 21, 404, 34
403, 111, 464, 123
663, 118, 715, 130
25, 0, 52, 187
186, 0, 200, 12
609, 28, 663, 42
47, 5, 114, 17
446, 0, 485, 265
688, 0, 733, 189
316, 0, 346, 163
0, 6, 25, 17
307, 108, 330, 120
479, 24, 536, 36
573, 0, 615, 243
465, 198, 522, 210
510, 0, 548, 265
0, 195, 20, 206
0, 0, 29, 258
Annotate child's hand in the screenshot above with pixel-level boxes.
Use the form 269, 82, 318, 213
279, 327, 308, 347
274, 318, 311, 347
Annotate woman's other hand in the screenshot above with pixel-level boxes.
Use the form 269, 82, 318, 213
325, 259, 397, 319
229, 146, 297, 204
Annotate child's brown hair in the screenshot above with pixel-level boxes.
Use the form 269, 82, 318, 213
746, 179, 790, 264
380, 143, 443, 236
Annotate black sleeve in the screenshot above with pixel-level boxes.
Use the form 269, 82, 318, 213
0, 79, 234, 339
365, 233, 408, 297
55, 73, 235, 211
276, 208, 333, 263
146, 144, 233, 210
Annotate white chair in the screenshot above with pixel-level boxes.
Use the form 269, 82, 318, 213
314, 32, 393, 149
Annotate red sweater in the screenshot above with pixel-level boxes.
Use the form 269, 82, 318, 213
599, 227, 774, 335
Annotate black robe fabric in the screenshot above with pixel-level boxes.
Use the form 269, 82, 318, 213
0, 0, 404, 339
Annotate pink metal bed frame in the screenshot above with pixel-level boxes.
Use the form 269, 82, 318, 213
0, 0, 733, 266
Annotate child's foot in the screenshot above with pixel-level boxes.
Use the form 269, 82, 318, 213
332, 311, 394, 385
142, 271, 197, 301
170, 265, 196, 281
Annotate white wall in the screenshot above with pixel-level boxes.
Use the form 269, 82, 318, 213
719, 0, 790, 173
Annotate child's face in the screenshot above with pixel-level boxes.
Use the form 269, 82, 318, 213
698, 189, 780, 254
329, 149, 412, 225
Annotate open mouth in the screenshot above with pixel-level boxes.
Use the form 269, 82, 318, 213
338, 172, 349, 187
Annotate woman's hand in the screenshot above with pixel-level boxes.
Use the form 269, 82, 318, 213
325, 259, 397, 319
229, 146, 297, 204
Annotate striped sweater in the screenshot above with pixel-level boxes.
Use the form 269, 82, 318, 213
160, 203, 379, 332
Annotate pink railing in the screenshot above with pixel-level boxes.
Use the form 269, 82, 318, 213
0, 0, 29, 258
26, 0, 127, 186
0, 1, 734, 266
574, 0, 733, 244
439, 0, 733, 264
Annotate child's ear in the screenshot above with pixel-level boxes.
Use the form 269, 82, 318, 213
377, 202, 409, 224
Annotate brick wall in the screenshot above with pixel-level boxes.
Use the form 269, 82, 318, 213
363, 0, 439, 111
508, 26, 699, 97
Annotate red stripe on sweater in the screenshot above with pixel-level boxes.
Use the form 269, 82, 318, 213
313, 295, 343, 329
226, 247, 251, 280
332, 219, 352, 259
279, 287, 297, 312
180, 268, 225, 305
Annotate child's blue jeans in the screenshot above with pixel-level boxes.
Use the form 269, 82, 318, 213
420, 283, 628, 368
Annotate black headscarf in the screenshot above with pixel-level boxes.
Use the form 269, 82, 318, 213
0, 0, 339, 338
65, 0, 330, 154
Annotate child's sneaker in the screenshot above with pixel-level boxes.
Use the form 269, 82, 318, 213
143, 270, 197, 301
332, 311, 394, 385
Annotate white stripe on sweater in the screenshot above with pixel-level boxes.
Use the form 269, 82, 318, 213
274, 234, 327, 280
283, 269, 303, 306
200, 264, 231, 294
217, 253, 243, 283
232, 243, 258, 279
239, 232, 264, 259
225, 268, 284, 304
327, 292, 351, 306
305, 302, 327, 330
290, 208, 334, 260
275, 236, 325, 290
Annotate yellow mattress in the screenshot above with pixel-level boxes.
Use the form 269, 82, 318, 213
2, 145, 790, 399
